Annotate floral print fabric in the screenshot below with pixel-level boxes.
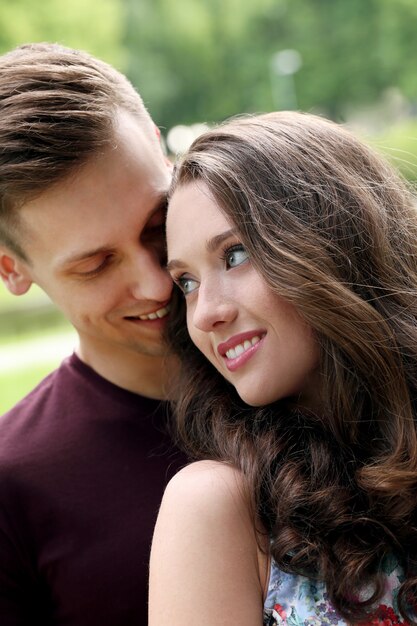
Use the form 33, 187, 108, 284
263, 555, 409, 625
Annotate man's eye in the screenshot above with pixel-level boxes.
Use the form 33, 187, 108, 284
77, 256, 112, 278
177, 275, 199, 295
223, 244, 249, 269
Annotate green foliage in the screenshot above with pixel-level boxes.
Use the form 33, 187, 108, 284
124, 0, 281, 128
123, 0, 417, 133
0, 0, 126, 67
371, 120, 417, 182
1, 0, 417, 139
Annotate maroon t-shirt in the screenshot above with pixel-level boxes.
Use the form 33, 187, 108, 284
0, 353, 186, 625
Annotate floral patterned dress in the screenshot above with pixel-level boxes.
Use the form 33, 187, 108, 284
263, 555, 409, 626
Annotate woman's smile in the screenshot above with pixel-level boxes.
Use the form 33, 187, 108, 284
167, 181, 320, 408
217, 331, 266, 372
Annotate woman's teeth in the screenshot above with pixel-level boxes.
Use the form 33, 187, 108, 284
225, 335, 261, 359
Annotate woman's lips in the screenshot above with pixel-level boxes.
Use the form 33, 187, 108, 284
217, 331, 265, 372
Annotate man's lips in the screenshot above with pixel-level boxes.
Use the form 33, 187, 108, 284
124, 303, 171, 321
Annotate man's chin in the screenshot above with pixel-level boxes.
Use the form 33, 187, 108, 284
128, 341, 171, 359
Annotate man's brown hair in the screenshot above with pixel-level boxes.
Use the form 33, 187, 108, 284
0, 42, 152, 260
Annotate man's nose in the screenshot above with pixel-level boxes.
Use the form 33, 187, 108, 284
128, 248, 172, 302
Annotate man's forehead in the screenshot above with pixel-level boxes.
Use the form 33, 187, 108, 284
16, 109, 170, 262
56, 199, 167, 268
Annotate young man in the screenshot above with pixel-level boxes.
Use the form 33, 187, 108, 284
0, 43, 185, 625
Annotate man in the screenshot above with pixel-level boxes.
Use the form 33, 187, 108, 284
0, 43, 185, 625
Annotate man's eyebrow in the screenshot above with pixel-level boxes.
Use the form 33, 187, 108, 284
166, 228, 236, 272
59, 246, 113, 267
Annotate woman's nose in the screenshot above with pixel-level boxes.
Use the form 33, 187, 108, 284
191, 281, 237, 332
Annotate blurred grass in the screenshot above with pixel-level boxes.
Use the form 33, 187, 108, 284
0, 283, 48, 307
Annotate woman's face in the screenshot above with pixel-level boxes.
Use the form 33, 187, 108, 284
167, 181, 321, 408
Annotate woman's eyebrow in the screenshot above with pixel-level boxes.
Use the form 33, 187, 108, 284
166, 229, 236, 273
206, 229, 236, 253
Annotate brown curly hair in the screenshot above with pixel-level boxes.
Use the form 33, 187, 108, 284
166, 111, 417, 622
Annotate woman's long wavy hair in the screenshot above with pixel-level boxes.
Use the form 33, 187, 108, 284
166, 111, 417, 622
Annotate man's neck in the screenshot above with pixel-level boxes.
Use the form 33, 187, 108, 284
76, 342, 178, 400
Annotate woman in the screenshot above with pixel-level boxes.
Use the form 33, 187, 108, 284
149, 112, 417, 625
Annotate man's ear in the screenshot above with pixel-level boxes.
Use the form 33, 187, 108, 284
0, 249, 33, 295
154, 124, 173, 170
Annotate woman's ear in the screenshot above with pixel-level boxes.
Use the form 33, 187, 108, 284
0, 248, 33, 295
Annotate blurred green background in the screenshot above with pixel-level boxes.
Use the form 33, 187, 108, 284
1, 0, 417, 413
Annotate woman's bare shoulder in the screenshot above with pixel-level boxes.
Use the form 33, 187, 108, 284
161, 460, 250, 520
149, 460, 266, 625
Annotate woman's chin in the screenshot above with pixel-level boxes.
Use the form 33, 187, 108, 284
235, 389, 271, 408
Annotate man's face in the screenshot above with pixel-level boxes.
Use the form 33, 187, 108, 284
14, 111, 173, 362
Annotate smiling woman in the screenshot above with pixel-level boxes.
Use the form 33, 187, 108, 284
167, 181, 320, 408
149, 111, 417, 626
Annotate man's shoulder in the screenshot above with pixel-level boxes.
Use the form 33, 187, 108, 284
0, 352, 118, 429
0, 356, 86, 461
1, 366, 58, 422
0, 353, 173, 465
0, 355, 75, 420
0, 362, 63, 458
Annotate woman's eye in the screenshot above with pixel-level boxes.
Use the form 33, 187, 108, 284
177, 276, 199, 295
225, 245, 249, 269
